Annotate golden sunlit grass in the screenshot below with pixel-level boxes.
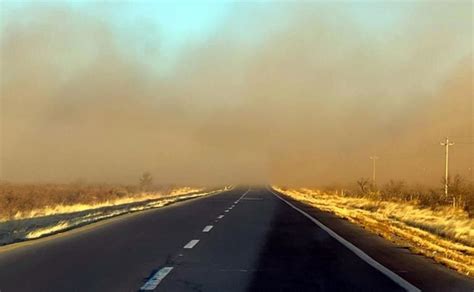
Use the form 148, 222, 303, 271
274, 187, 474, 277
15, 187, 202, 222
0, 183, 203, 222
0, 185, 228, 244
21, 188, 218, 240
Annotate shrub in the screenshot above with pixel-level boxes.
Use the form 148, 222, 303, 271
381, 180, 406, 201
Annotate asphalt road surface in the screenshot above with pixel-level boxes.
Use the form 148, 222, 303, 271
0, 187, 473, 291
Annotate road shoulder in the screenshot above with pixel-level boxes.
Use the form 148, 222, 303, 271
271, 188, 474, 291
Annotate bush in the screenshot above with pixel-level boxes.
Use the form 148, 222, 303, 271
381, 180, 406, 201
462, 183, 474, 217
336, 175, 474, 214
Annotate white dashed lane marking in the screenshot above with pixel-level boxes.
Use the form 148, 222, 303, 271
202, 225, 213, 232
139, 188, 252, 291
140, 267, 174, 291
184, 239, 200, 249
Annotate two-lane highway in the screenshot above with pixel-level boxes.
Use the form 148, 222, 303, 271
156, 188, 404, 291
0, 187, 473, 291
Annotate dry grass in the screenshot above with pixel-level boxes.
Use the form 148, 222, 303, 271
0, 182, 203, 222
21, 189, 219, 240
274, 186, 474, 277
0, 185, 229, 245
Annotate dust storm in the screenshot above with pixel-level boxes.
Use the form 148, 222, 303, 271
0, 2, 472, 186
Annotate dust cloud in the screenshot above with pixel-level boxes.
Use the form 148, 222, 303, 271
0, 2, 472, 186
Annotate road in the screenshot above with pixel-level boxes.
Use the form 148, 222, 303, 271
0, 187, 472, 291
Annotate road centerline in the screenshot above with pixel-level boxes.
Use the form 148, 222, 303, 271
202, 225, 213, 232
140, 267, 174, 291
184, 239, 200, 249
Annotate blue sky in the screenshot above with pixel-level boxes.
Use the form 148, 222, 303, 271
1, 1, 409, 50
99, 2, 231, 52
95, 1, 233, 72
1, 0, 469, 76
1, 1, 232, 70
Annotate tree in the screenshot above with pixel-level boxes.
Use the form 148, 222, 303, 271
450, 174, 465, 195
139, 171, 153, 191
357, 177, 370, 194
450, 174, 466, 208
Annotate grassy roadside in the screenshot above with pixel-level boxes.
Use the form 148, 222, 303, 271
1, 186, 230, 246
0, 182, 204, 222
273, 187, 474, 277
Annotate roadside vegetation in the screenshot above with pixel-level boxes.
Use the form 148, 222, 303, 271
353, 175, 474, 216
0, 172, 204, 222
0, 173, 230, 245
274, 176, 474, 277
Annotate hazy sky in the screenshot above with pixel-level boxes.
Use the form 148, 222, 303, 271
0, 1, 472, 186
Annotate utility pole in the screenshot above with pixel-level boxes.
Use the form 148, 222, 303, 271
440, 137, 454, 197
369, 156, 379, 186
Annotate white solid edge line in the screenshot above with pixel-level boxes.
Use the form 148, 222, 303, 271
140, 267, 174, 290
203, 225, 213, 232
268, 187, 420, 292
184, 239, 200, 249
